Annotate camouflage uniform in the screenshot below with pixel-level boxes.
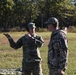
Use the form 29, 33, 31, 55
8, 33, 44, 75
48, 30, 68, 75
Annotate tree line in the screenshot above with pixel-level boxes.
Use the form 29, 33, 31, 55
0, 0, 76, 31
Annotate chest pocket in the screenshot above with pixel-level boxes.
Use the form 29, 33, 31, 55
22, 37, 30, 47
52, 39, 60, 50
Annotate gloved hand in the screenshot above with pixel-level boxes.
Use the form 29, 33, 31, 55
57, 69, 65, 75
4, 33, 11, 39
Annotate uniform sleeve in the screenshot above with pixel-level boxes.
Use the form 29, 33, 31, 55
8, 37, 23, 49
35, 36, 44, 47
57, 34, 68, 70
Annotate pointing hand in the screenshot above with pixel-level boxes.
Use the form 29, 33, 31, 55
4, 33, 11, 39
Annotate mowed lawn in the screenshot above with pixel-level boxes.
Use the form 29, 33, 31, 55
0, 32, 76, 75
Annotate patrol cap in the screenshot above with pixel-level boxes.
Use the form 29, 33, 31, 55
45, 17, 59, 27
27, 22, 36, 29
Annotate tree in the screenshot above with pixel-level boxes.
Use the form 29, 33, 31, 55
44, 0, 76, 27
13, 0, 40, 28
0, 0, 14, 31
0, 0, 76, 31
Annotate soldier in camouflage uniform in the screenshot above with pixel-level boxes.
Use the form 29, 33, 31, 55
4, 22, 44, 75
45, 17, 68, 75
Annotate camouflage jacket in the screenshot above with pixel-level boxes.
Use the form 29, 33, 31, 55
48, 30, 68, 70
8, 34, 44, 63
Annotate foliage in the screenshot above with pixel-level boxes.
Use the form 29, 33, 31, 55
0, 0, 76, 31
68, 26, 76, 33
0, 0, 15, 31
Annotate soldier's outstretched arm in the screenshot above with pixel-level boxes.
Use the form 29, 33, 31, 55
4, 33, 11, 39
4, 33, 22, 49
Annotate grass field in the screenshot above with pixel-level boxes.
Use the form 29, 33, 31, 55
0, 32, 76, 75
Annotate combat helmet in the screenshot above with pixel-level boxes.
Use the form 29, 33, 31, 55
27, 22, 36, 29
45, 17, 59, 27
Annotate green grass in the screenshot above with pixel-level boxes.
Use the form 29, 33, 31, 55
0, 32, 76, 75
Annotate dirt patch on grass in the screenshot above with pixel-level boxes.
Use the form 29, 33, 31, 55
0, 37, 50, 44
43, 38, 50, 45
68, 38, 76, 41
0, 38, 18, 44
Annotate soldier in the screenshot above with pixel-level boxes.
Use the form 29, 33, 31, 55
4, 22, 44, 75
45, 17, 68, 75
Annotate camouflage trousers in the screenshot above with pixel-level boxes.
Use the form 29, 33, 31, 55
48, 66, 65, 75
22, 62, 43, 75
